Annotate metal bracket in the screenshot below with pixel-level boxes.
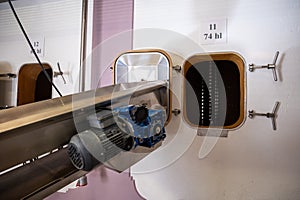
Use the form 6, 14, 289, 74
197, 129, 228, 137
249, 51, 279, 81
53, 62, 66, 84
248, 101, 280, 131
172, 65, 181, 72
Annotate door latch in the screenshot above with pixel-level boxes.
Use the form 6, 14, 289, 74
249, 51, 279, 81
248, 101, 280, 131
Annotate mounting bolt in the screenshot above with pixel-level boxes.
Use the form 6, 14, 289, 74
172, 109, 181, 116
172, 65, 181, 72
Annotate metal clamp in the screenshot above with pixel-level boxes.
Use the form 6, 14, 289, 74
249, 51, 279, 81
53, 62, 66, 84
248, 101, 280, 131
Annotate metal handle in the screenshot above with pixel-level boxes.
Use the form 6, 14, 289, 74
271, 101, 280, 130
269, 51, 279, 81
54, 62, 66, 84
248, 101, 280, 131
249, 51, 279, 81
0, 73, 17, 78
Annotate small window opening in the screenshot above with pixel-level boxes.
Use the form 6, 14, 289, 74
184, 53, 245, 129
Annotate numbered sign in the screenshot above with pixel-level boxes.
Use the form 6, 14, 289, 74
29, 37, 45, 57
200, 19, 227, 45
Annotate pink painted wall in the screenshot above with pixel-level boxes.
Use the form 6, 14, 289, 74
91, 0, 133, 88
46, 167, 144, 200
47, 1, 143, 199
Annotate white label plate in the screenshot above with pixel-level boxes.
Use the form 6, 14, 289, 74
200, 18, 227, 45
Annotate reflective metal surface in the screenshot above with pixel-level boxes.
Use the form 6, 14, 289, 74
0, 80, 168, 199
114, 50, 171, 83
113, 49, 172, 122
0, 149, 87, 200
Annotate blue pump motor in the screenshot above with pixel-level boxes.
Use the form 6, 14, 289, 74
113, 105, 166, 148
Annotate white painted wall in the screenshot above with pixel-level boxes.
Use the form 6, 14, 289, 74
132, 0, 300, 199
0, 0, 83, 106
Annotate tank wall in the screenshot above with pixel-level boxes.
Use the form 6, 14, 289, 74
131, 0, 300, 199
